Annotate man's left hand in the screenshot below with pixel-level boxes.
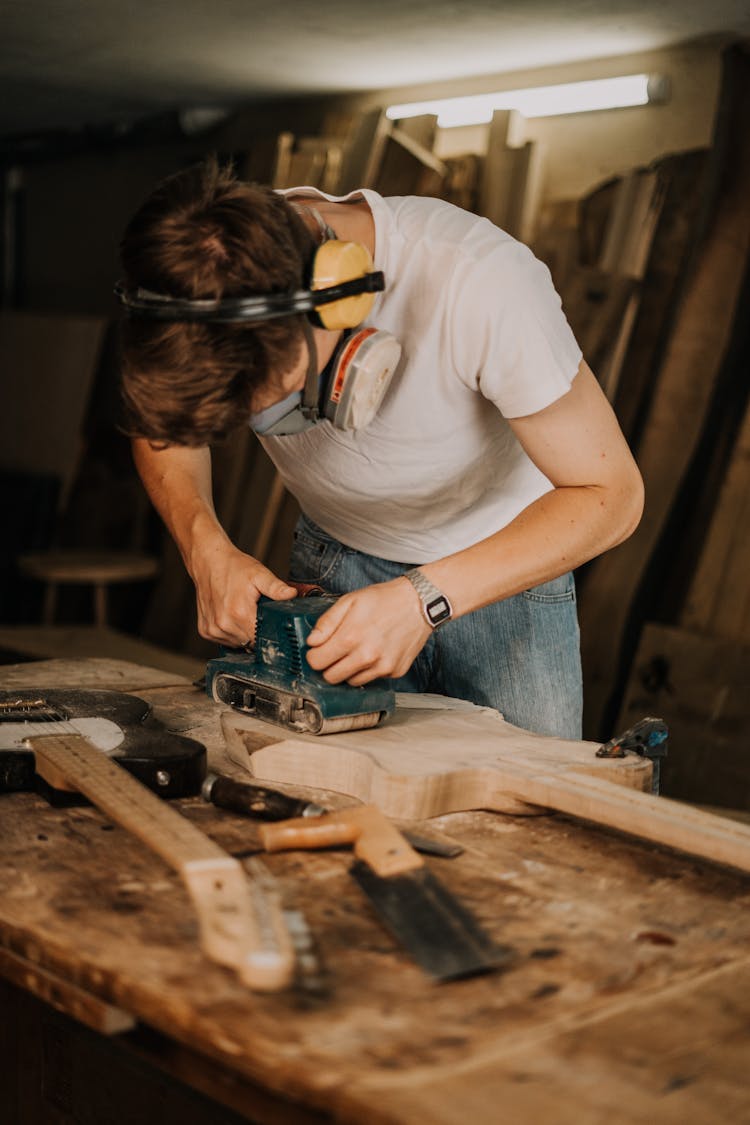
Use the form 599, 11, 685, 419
304, 579, 431, 686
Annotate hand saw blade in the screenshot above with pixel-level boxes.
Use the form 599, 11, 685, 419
350, 858, 514, 981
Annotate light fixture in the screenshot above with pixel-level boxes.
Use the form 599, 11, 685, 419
387, 75, 669, 128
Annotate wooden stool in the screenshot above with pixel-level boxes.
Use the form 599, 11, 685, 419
18, 551, 159, 627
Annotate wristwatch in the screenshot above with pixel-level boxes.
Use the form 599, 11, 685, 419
403, 568, 453, 629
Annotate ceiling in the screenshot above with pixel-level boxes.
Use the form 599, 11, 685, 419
2, 0, 750, 138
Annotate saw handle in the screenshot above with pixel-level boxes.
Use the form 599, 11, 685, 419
260, 805, 424, 877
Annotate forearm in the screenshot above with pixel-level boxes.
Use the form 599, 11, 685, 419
420, 361, 644, 618
132, 437, 296, 645
131, 438, 229, 573
420, 478, 642, 618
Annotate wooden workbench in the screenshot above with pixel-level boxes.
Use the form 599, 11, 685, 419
1, 658, 749, 1124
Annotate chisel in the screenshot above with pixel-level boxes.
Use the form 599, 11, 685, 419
202, 772, 463, 858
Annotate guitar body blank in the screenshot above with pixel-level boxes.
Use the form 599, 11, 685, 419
221, 696, 652, 819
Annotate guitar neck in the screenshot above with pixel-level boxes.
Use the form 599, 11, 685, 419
500, 766, 750, 874
26, 728, 294, 992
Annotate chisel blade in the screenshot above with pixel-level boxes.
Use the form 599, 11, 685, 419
350, 859, 514, 981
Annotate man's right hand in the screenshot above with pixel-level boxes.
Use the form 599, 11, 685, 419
190, 537, 297, 647
131, 439, 297, 647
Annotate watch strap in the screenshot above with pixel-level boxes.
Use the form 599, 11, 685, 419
403, 568, 453, 629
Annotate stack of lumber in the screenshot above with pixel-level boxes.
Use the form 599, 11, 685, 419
569, 45, 750, 810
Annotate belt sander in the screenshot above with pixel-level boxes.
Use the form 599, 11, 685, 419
205, 594, 395, 735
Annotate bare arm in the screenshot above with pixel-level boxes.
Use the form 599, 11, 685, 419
306, 361, 644, 684
421, 360, 644, 614
133, 439, 295, 644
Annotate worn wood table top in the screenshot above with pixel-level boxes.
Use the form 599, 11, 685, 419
1, 658, 749, 1124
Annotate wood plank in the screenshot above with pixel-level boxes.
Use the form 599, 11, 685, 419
578, 176, 618, 267
531, 198, 580, 293
326, 106, 387, 193
641, 231, 750, 631
272, 133, 344, 194
388, 114, 440, 155
616, 622, 750, 809
598, 169, 662, 279
0, 656, 192, 691
0, 945, 134, 1034
680, 382, 750, 642
478, 109, 520, 229
368, 115, 444, 197
0, 625, 204, 681
389, 126, 447, 177
611, 150, 708, 445
440, 152, 482, 214
479, 109, 543, 242
558, 169, 663, 402
560, 267, 636, 381
594, 169, 664, 401
596, 289, 640, 402
507, 139, 544, 245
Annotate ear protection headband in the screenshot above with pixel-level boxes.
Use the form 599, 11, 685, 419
114, 230, 384, 331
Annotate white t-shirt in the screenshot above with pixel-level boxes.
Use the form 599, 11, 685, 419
259, 188, 582, 564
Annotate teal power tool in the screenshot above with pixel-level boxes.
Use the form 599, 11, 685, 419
596, 717, 668, 795
205, 594, 395, 736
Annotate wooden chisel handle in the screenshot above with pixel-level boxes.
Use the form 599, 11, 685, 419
204, 774, 462, 857
260, 805, 424, 877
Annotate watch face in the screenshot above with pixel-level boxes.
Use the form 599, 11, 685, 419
426, 595, 451, 626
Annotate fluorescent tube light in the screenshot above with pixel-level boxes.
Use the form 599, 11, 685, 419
387, 74, 665, 128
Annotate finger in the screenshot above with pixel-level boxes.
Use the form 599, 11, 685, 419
347, 667, 384, 687
306, 599, 350, 646
198, 603, 255, 647
305, 628, 366, 671
199, 622, 249, 646
318, 651, 378, 685
252, 567, 298, 601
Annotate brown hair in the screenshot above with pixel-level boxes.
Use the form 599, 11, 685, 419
118, 157, 315, 446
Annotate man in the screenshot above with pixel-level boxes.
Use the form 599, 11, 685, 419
118, 157, 644, 738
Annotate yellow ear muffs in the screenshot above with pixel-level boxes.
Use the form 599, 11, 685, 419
310, 240, 377, 330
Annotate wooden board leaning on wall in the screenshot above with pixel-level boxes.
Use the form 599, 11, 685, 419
616, 282, 750, 810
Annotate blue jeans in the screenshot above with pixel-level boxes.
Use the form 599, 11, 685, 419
289, 512, 583, 739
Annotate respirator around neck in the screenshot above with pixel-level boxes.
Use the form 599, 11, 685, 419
248, 323, 402, 436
